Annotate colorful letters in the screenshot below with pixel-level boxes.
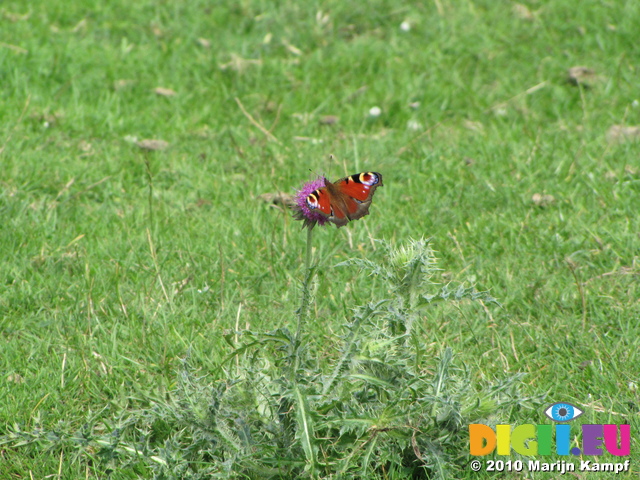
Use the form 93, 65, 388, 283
469, 424, 630, 456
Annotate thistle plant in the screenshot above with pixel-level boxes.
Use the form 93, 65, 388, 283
0, 178, 537, 480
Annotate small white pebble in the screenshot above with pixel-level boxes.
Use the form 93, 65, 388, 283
494, 107, 508, 117
407, 120, 422, 131
400, 21, 411, 32
368, 106, 382, 117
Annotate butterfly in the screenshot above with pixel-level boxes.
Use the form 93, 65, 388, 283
306, 172, 383, 227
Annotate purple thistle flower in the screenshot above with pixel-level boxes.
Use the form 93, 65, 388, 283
292, 177, 328, 229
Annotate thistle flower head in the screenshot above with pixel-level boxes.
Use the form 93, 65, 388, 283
292, 177, 327, 229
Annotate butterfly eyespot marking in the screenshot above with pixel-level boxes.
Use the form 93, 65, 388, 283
306, 192, 320, 209
358, 172, 381, 186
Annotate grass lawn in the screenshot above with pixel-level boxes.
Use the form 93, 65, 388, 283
1, 0, 638, 478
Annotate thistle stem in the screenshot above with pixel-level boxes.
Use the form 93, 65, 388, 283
296, 227, 314, 342
306, 226, 313, 272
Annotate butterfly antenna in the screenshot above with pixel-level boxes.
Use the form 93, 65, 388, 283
308, 168, 326, 180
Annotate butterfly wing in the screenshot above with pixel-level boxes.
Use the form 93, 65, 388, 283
306, 188, 333, 216
306, 172, 383, 227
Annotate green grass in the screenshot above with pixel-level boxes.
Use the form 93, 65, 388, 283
1, 0, 639, 477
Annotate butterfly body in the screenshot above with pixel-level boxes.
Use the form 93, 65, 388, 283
306, 172, 383, 227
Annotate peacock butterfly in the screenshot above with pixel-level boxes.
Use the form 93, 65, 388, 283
306, 172, 383, 227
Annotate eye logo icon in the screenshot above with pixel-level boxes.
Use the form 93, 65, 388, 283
544, 402, 584, 422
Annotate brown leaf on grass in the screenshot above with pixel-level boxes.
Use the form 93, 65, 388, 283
7, 373, 24, 384
512, 3, 534, 20
114, 79, 135, 90
3, 10, 30, 22
567, 66, 598, 87
72, 18, 88, 33
463, 120, 484, 133
606, 125, 640, 143
197, 38, 211, 48
136, 139, 169, 151
263, 101, 279, 113
258, 192, 295, 208
282, 40, 303, 56
155, 87, 176, 97
532, 193, 555, 207
219, 53, 262, 72
319, 115, 339, 125
78, 140, 92, 153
